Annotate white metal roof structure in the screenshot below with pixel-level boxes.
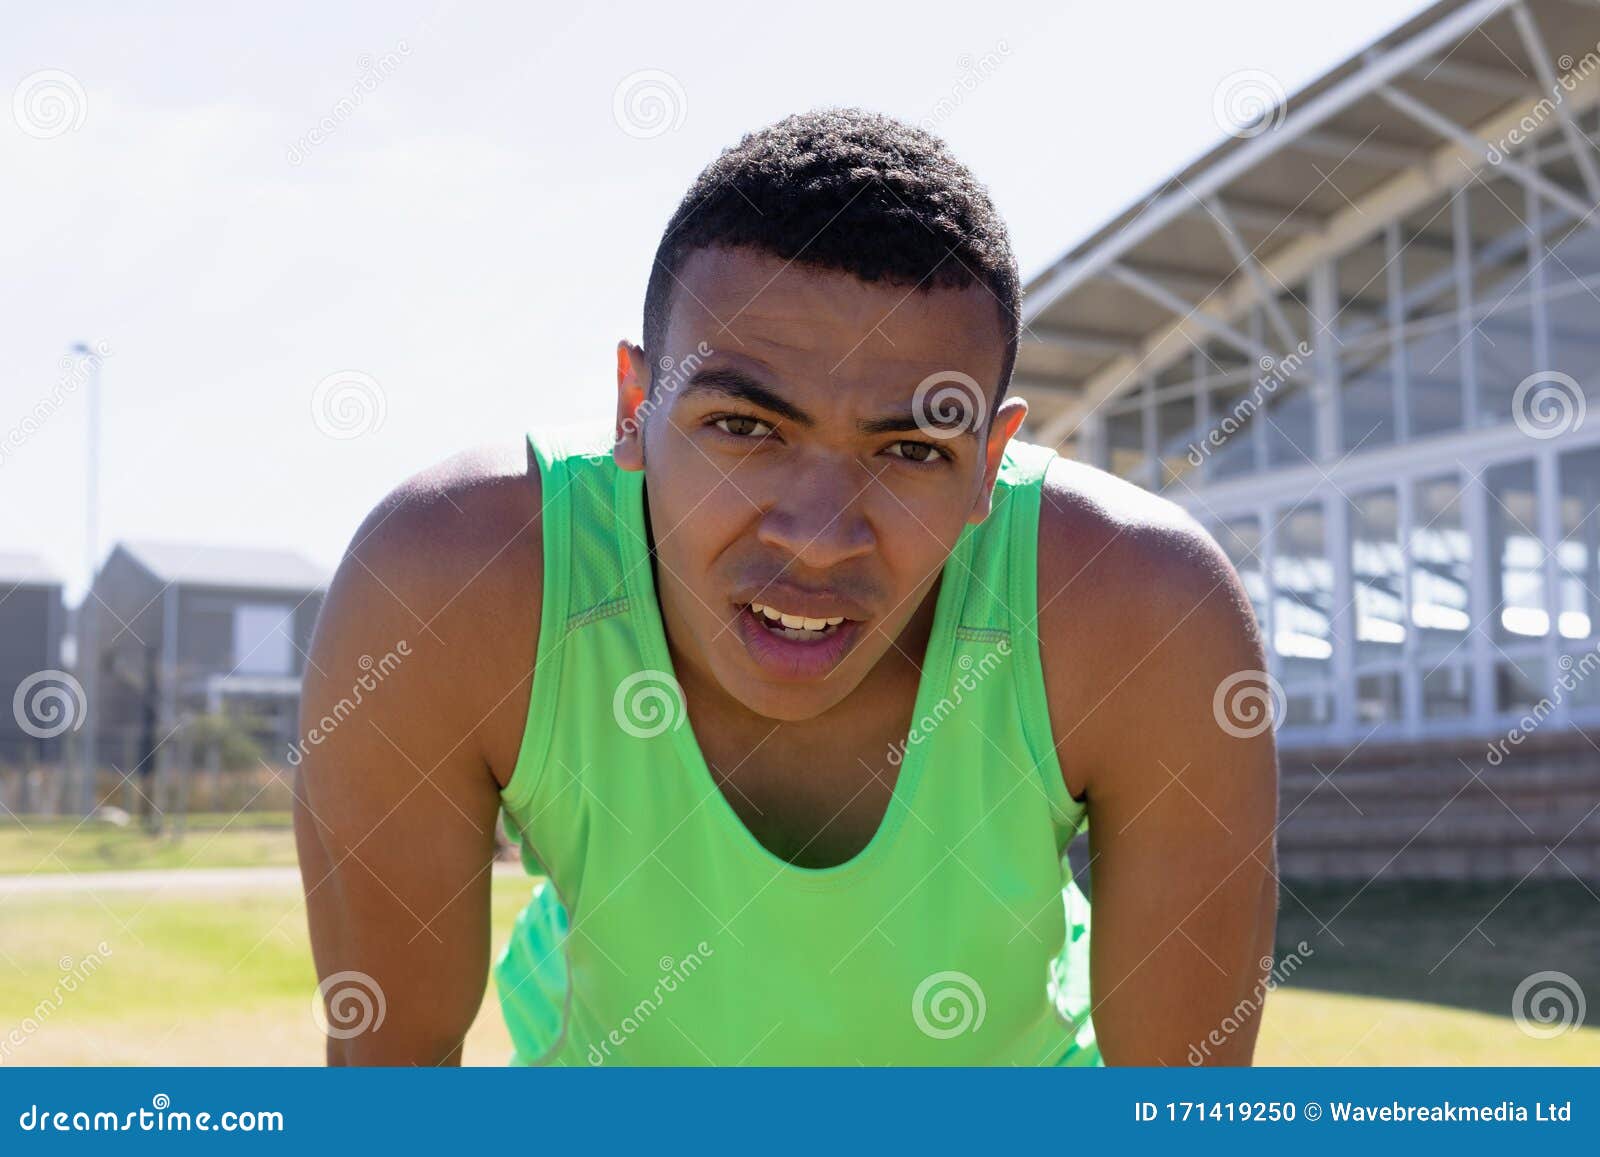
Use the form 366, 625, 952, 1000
118, 540, 328, 593
1016, 0, 1600, 449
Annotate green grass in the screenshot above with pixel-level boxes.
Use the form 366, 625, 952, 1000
0, 818, 298, 875
2, 875, 1596, 1066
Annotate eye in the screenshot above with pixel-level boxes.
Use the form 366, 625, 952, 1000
885, 439, 948, 464
712, 415, 775, 438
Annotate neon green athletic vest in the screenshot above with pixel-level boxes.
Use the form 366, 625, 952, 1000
493, 425, 1097, 1066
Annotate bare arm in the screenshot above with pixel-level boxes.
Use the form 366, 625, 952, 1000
293, 446, 538, 1065
1042, 467, 1279, 1066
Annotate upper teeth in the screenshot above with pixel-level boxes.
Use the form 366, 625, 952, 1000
750, 603, 844, 631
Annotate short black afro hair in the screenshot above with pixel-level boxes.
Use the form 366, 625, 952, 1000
642, 107, 1020, 396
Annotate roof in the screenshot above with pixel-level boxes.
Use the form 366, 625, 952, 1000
1015, 0, 1600, 444
0, 552, 62, 586
117, 540, 328, 593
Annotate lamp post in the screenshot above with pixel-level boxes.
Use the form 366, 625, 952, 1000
71, 342, 101, 817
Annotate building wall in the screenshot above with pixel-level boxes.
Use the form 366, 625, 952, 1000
0, 582, 65, 765
1279, 732, 1600, 883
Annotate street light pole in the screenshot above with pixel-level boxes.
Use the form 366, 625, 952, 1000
72, 342, 101, 817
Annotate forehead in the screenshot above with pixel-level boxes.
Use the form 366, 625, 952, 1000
664, 245, 1008, 385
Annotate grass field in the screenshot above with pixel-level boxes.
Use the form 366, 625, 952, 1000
2, 869, 1596, 1066
0, 817, 298, 876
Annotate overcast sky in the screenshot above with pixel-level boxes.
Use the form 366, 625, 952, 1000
2, 0, 1431, 598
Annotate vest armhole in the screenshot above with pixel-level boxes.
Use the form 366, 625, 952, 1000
501, 430, 572, 816
1006, 446, 1085, 839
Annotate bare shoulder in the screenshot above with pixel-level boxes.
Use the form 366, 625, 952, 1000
307, 437, 543, 786
1033, 454, 1264, 796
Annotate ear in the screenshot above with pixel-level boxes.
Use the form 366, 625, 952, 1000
967, 396, 1029, 525
614, 341, 650, 472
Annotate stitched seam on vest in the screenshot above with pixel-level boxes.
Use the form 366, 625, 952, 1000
566, 597, 629, 632
954, 625, 1010, 644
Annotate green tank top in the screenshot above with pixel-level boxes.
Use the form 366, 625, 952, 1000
493, 425, 1097, 1066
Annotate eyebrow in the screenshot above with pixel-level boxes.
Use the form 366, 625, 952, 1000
679, 367, 980, 439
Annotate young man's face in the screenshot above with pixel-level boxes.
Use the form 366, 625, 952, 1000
615, 244, 1025, 722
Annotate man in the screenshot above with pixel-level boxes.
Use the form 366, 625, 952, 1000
294, 108, 1278, 1066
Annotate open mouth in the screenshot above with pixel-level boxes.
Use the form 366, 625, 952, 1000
746, 601, 847, 643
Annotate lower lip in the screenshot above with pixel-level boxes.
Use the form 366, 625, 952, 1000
734, 605, 863, 681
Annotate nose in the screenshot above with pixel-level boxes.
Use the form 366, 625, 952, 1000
755, 458, 877, 570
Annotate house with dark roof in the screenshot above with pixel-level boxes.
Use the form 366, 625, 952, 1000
0, 553, 66, 765
86, 540, 327, 772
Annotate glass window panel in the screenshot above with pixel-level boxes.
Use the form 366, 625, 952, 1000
1558, 446, 1600, 644
1265, 381, 1316, 468
1157, 393, 1198, 492
1216, 517, 1266, 635
1106, 406, 1146, 484
1422, 665, 1473, 719
1400, 197, 1458, 320
1496, 656, 1546, 715
1284, 690, 1334, 728
1206, 381, 1258, 480
1352, 488, 1405, 664
1355, 672, 1403, 724
1411, 475, 1472, 659
1468, 180, 1535, 428
1340, 339, 1395, 452
1546, 288, 1600, 412
1546, 217, 1600, 282
1272, 502, 1334, 685
1403, 321, 1465, 438
1336, 233, 1389, 345
1486, 460, 1548, 642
